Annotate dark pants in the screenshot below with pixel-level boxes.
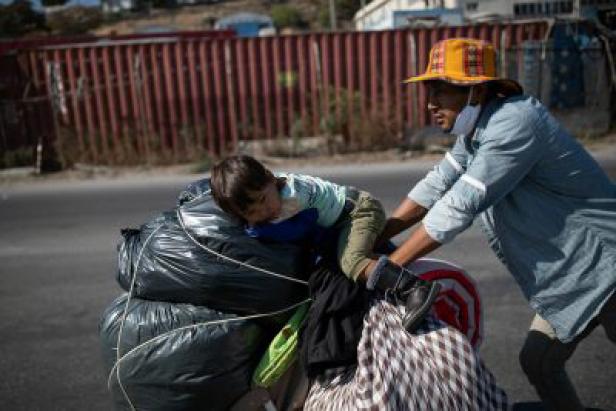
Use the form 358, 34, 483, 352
519, 291, 616, 411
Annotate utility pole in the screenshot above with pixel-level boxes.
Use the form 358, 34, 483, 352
573, 0, 581, 18
359, 0, 366, 30
329, 0, 337, 30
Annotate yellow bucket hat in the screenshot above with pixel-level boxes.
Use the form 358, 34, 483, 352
405, 38, 523, 95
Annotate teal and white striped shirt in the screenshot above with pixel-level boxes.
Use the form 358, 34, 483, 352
274, 173, 347, 228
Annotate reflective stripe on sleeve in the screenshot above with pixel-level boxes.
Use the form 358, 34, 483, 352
460, 174, 487, 193
445, 152, 464, 173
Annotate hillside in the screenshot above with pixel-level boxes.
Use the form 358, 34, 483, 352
93, 0, 334, 35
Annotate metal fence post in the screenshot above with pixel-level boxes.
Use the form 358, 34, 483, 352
500, 30, 507, 78
133, 54, 151, 164
311, 40, 323, 128
0, 102, 8, 158
408, 32, 419, 130
46, 61, 65, 172
224, 41, 238, 152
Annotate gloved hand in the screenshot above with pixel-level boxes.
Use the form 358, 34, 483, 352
367, 256, 441, 333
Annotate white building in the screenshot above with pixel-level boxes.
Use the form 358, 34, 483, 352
463, 0, 575, 20
101, 0, 138, 14
353, 0, 616, 29
42, 4, 71, 15
354, 0, 465, 30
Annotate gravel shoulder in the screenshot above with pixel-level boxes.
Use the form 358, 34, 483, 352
2, 135, 616, 193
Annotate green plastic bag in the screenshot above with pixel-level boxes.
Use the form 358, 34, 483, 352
252, 303, 310, 388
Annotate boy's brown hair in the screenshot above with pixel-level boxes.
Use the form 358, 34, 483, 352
210, 155, 277, 220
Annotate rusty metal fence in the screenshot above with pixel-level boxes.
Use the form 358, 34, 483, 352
0, 22, 549, 167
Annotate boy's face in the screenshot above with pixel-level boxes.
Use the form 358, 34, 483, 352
241, 181, 282, 226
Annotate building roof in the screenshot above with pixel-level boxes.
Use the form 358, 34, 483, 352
215, 12, 272, 26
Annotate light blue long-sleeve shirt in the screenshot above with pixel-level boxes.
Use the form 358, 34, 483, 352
408, 95, 616, 343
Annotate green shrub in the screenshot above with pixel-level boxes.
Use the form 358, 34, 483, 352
0, 0, 45, 38
318, 0, 363, 29
271, 5, 306, 29
1, 147, 34, 169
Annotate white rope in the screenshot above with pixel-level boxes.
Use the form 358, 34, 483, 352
111, 223, 165, 411
176, 208, 309, 286
107, 298, 311, 387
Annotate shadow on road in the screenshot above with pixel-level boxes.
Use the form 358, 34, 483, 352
513, 402, 606, 411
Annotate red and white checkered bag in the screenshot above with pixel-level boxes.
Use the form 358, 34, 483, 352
304, 258, 505, 411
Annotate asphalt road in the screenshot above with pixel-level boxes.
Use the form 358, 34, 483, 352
1, 155, 615, 411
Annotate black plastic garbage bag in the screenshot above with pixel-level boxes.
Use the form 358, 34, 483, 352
117, 179, 311, 314
100, 294, 269, 411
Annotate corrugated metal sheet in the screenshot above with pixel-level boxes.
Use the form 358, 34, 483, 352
1, 22, 549, 165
